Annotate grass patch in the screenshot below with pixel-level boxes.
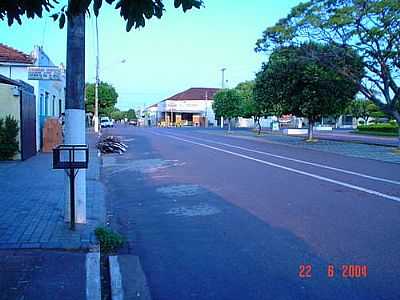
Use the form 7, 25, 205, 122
95, 227, 124, 253
352, 130, 398, 137
305, 138, 319, 143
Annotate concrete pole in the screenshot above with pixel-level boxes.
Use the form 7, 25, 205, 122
64, 12, 86, 223
204, 91, 208, 128
220, 68, 226, 128
94, 16, 100, 133
221, 68, 226, 89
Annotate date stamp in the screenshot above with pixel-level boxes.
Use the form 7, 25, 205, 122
298, 264, 368, 279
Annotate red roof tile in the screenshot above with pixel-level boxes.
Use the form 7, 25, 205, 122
0, 44, 33, 64
166, 88, 220, 101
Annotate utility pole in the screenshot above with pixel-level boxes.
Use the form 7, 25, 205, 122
64, 8, 86, 223
220, 68, 226, 128
204, 91, 208, 128
94, 16, 100, 133
221, 68, 226, 89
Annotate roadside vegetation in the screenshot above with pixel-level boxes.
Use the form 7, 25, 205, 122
0, 115, 19, 160
95, 227, 124, 254
212, 0, 400, 146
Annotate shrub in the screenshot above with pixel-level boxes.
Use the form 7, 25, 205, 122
95, 227, 124, 253
0, 115, 19, 160
357, 123, 398, 133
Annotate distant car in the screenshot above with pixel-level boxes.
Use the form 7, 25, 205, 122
100, 117, 113, 128
128, 120, 137, 126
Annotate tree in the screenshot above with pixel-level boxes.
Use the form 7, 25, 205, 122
1, 0, 203, 31
126, 109, 137, 121
212, 89, 242, 132
0, 115, 19, 160
367, 102, 387, 122
256, 43, 363, 141
255, 0, 400, 145
348, 99, 370, 124
236, 81, 262, 135
86, 82, 118, 117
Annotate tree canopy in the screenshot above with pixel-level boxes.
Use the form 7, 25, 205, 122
255, 0, 400, 128
255, 43, 363, 140
212, 89, 242, 131
347, 98, 387, 123
235, 81, 265, 134
85, 81, 118, 117
1, 0, 203, 31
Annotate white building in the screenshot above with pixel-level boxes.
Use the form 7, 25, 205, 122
0, 44, 66, 151
143, 103, 159, 126
157, 87, 220, 127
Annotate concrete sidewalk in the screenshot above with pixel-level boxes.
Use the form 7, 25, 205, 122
0, 249, 100, 300
0, 131, 105, 250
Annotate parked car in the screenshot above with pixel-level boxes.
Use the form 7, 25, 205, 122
100, 117, 113, 128
128, 120, 138, 126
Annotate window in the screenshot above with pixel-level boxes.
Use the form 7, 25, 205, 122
59, 99, 62, 117
52, 95, 56, 116
44, 92, 49, 116
40, 94, 45, 116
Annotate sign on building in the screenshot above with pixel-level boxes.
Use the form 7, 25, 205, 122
28, 67, 62, 81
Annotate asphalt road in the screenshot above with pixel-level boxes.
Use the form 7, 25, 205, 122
102, 126, 400, 300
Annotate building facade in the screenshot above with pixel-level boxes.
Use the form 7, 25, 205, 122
0, 44, 65, 151
157, 87, 219, 127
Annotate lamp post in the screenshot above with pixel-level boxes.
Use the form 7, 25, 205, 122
93, 16, 126, 133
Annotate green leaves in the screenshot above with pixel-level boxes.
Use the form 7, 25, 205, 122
255, 0, 400, 124
85, 82, 119, 116
255, 43, 363, 122
1, 0, 203, 31
0, 115, 19, 160
59, 12, 65, 28
212, 89, 242, 120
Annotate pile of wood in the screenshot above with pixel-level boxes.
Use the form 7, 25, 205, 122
97, 135, 127, 154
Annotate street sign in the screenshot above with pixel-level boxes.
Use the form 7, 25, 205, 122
28, 67, 62, 81
53, 144, 89, 230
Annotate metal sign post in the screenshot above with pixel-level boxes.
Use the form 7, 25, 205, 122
53, 145, 89, 230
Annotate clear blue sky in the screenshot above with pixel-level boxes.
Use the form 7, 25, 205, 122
0, 1, 302, 110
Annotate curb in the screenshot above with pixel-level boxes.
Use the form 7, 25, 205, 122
109, 256, 124, 300
109, 255, 152, 300
86, 251, 101, 300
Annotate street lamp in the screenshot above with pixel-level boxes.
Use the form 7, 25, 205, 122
93, 16, 127, 133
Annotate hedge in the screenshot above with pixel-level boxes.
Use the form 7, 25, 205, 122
357, 123, 399, 133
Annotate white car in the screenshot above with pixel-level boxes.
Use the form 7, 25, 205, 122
100, 117, 113, 128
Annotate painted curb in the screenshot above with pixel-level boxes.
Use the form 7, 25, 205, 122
86, 252, 101, 300
109, 256, 124, 300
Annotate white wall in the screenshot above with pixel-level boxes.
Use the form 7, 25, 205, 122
0, 46, 65, 151
158, 99, 217, 124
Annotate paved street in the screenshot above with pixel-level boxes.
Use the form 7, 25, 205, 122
103, 126, 400, 300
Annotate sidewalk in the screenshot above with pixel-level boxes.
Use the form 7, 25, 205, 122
0, 131, 105, 250
0, 250, 87, 300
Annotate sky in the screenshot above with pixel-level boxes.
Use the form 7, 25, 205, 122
0, 0, 302, 110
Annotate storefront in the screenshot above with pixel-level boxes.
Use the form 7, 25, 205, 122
157, 88, 219, 127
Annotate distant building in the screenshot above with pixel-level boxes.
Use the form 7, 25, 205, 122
157, 87, 220, 127
143, 103, 159, 127
0, 44, 66, 151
